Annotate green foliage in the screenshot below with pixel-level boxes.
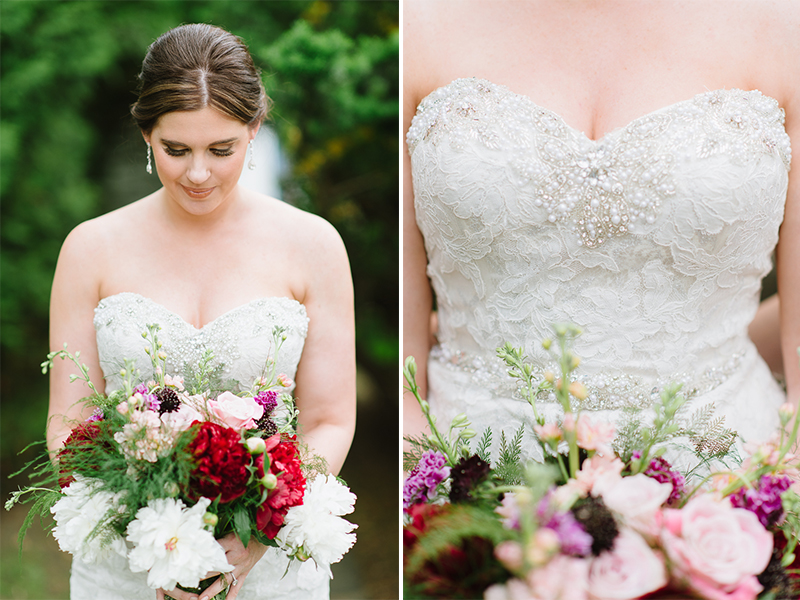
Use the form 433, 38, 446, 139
494, 427, 525, 486
474, 428, 493, 463
404, 504, 511, 599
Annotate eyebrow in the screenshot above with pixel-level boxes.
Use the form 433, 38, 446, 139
160, 137, 239, 146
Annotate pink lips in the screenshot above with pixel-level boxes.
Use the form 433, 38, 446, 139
181, 185, 215, 199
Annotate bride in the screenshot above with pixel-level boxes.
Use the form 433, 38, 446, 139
403, 1, 799, 460
46, 24, 355, 600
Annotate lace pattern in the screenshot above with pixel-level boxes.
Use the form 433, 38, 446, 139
409, 78, 790, 450
94, 292, 308, 393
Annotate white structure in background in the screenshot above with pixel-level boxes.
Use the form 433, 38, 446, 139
238, 126, 285, 199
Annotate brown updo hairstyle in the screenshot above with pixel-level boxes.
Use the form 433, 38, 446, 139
131, 23, 269, 133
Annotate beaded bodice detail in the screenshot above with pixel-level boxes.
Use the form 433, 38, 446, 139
408, 79, 791, 411
94, 293, 308, 394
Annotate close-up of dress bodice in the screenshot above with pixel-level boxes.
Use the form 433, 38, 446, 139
408, 78, 791, 451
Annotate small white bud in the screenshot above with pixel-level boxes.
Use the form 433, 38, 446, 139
246, 437, 267, 454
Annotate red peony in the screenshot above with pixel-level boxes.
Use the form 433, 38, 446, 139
187, 421, 251, 503
58, 421, 111, 488
255, 434, 306, 538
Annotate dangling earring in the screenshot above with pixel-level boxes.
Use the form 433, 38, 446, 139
146, 142, 152, 175
247, 139, 256, 170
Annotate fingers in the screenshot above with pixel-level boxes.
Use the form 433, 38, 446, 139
223, 571, 245, 600
157, 587, 197, 600
196, 573, 231, 600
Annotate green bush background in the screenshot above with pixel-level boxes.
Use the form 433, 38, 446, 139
0, 1, 399, 598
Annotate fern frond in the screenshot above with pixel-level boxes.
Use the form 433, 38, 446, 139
474, 428, 492, 463
494, 426, 524, 485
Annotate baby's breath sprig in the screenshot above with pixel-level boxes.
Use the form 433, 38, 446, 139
496, 343, 549, 426
41, 344, 100, 397
403, 357, 475, 466
247, 327, 288, 396
142, 324, 166, 387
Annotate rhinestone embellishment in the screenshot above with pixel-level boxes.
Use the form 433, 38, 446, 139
407, 79, 791, 248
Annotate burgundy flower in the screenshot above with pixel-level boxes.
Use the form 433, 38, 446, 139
186, 422, 251, 503
449, 454, 490, 503
255, 434, 305, 538
58, 421, 111, 488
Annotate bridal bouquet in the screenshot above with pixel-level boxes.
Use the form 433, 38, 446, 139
403, 325, 800, 600
7, 325, 356, 598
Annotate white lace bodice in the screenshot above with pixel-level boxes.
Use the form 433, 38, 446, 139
408, 79, 790, 451
94, 292, 308, 394
70, 292, 329, 600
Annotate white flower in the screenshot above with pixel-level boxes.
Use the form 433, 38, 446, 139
594, 473, 672, 540
126, 497, 231, 590
160, 402, 204, 433
50, 475, 127, 563
278, 474, 357, 577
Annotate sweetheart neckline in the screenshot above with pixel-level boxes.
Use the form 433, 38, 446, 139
412, 78, 786, 144
95, 292, 306, 332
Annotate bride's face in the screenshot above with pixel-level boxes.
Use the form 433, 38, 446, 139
145, 107, 257, 216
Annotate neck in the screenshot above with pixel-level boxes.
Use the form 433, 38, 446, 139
156, 185, 247, 233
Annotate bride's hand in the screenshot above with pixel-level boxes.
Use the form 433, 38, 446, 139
154, 533, 268, 600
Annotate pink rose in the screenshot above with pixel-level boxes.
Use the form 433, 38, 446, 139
661, 495, 772, 599
576, 416, 615, 454
594, 473, 672, 540
573, 454, 625, 496
527, 555, 589, 600
587, 528, 667, 600
208, 391, 264, 430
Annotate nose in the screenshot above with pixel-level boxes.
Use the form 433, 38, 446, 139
186, 155, 210, 184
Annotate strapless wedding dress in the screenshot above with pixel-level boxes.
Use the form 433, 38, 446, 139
69, 292, 329, 599
407, 79, 792, 462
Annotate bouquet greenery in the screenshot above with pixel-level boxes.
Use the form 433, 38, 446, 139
8, 325, 356, 598
403, 325, 799, 600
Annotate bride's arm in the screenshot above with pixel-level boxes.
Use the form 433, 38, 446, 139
403, 4, 436, 448
292, 217, 356, 476
777, 36, 800, 443
749, 294, 782, 376
47, 221, 107, 454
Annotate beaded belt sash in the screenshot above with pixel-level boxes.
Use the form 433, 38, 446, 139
430, 342, 743, 411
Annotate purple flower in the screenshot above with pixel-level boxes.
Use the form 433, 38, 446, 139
403, 450, 450, 511
86, 408, 104, 422
643, 456, 685, 506
729, 473, 791, 528
537, 490, 592, 556
545, 511, 593, 556
255, 390, 278, 414
134, 383, 149, 395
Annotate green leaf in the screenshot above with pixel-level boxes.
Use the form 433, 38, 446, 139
233, 505, 252, 548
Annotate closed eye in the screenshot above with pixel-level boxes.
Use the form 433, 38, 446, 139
210, 147, 235, 157
163, 145, 187, 157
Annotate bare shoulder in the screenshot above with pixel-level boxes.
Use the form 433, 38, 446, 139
739, 1, 800, 104
58, 197, 155, 286
251, 195, 348, 263
404, 0, 450, 110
